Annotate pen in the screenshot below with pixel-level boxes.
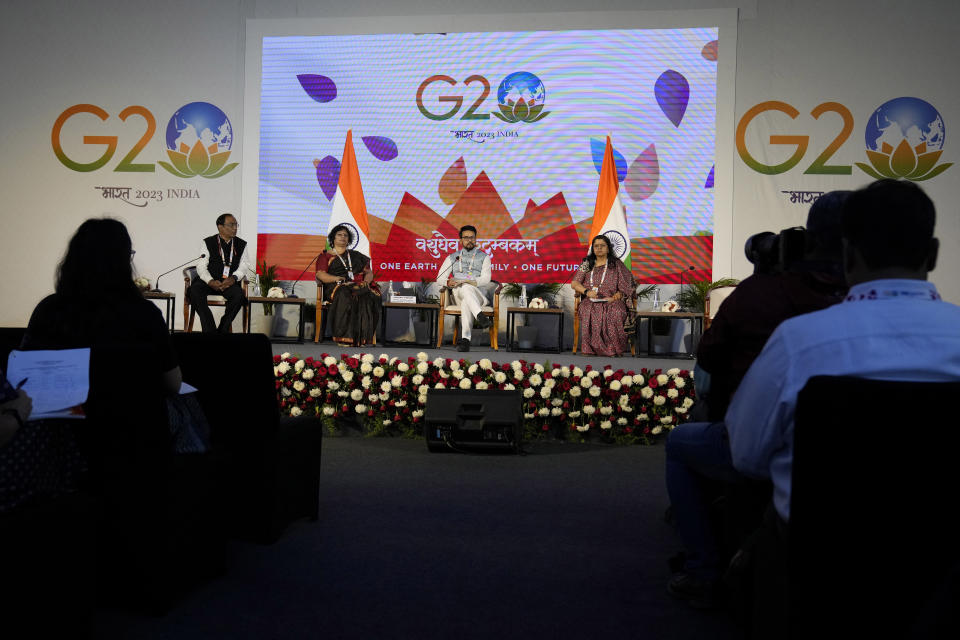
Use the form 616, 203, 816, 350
16, 377, 28, 389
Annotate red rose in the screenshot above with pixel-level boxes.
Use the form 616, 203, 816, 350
643, 427, 651, 434
541, 424, 550, 431
624, 427, 633, 433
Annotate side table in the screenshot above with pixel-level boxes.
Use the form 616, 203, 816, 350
381, 303, 440, 346
244, 296, 306, 343
143, 291, 175, 334
506, 307, 564, 352
634, 311, 703, 358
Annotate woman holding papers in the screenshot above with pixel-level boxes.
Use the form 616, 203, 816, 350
315, 224, 381, 346
570, 234, 635, 357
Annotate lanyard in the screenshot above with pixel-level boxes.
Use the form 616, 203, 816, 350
218, 239, 234, 277
459, 249, 477, 273
589, 263, 608, 290
337, 251, 354, 279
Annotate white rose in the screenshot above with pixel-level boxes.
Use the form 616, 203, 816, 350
539, 387, 551, 399
576, 425, 589, 433
277, 362, 291, 374
293, 381, 305, 392
322, 405, 335, 416
513, 370, 524, 381
416, 352, 429, 362
600, 406, 613, 416
397, 362, 410, 373
551, 407, 562, 416
383, 419, 392, 426
324, 356, 337, 367
657, 374, 669, 385
337, 391, 348, 397
534, 363, 545, 373
538, 407, 549, 417
494, 372, 507, 384
342, 371, 354, 383
350, 389, 364, 401
309, 388, 322, 398
435, 382, 446, 389
675, 407, 687, 414
412, 410, 424, 418
294, 359, 305, 372
572, 367, 583, 377
327, 381, 340, 391
674, 377, 686, 389
476, 381, 488, 390
395, 400, 407, 407
683, 398, 694, 408
689, 370, 695, 379
667, 388, 679, 399
639, 413, 649, 421
504, 384, 515, 391
290, 406, 302, 417
667, 368, 680, 376
603, 369, 613, 378
524, 413, 535, 419
361, 354, 374, 364
660, 415, 673, 424
418, 384, 429, 395
560, 367, 570, 378
453, 369, 465, 379
621, 376, 633, 388
418, 394, 428, 404
281, 387, 292, 397
633, 375, 645, 386
569, 386, 582, 397
511, 360, 522, 370
583, 406, 596, 415
569, 411, 581, 418
355, 404, 367, 414
600, 420, 612, 430
302, 369, 315, 380
551, 369, 560, 378
652, 426, 663, 435
641, 387, 654, 399
380, 381, 392, 393
417, 362, 429, 375
654, 395, 666, 406
281, 352, 291, 359
373, 366, 385, 378
432, 357, 445, 368
479, 358, 493, 370
360, 362, 373, 374
588, 370, 600, 379
413, 375, 424, 386
273, 366, 279, 377
361, 376, 372, 389
468, 364, 478, 375
438, 371, 449, 379
551, 398, 563, 407
589, 386, 601, 397
544, 378, 556, 389
450, 361, 460, 371
391, 376, 402, 388
523, 388, 535, 398
609, 380, 622, 391
459, 378, 472, 389
580, 377, 593, 389
617, 417, 628, 425
529, 374, 542, 387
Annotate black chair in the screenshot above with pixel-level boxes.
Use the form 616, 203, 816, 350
171, 332, 323, 543
785, 375, 960, 638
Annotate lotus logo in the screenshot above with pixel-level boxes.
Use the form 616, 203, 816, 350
492, 72, 550, 124
159, 102, 239, 178
855, 97, 952, 181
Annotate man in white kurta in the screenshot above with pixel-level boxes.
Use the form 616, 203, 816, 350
435, 225, 492, 352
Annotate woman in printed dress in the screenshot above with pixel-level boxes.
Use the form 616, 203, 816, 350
571, 234, 635, 356
315, 224, 381, 346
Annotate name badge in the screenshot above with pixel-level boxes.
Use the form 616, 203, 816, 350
222, 267, 230, 277
347, 271, 354, 280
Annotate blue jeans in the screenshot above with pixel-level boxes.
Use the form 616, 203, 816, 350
665, 421, 744, 580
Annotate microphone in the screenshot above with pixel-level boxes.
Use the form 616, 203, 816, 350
677, 265, 695, 310
436, 255, 461, 285
154, 254, 205, 292
287, 253, 323, 298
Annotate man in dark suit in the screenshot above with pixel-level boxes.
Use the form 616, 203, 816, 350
189, 213, 251, 333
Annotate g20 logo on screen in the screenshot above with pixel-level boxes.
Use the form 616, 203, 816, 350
51, 101, 239, 178
416, 71, 550, 123
736, 97, 952, 182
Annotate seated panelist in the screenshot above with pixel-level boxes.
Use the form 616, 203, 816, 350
315, 224, 380, 346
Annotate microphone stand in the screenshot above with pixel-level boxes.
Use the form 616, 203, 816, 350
435, 255, 461, 285
287, 253, 323, 298
153, 254, 206, 292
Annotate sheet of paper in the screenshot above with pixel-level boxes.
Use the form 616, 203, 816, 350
6, 349, 91, 417
180, 381, 198, 394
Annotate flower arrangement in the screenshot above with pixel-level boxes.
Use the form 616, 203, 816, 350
661, 300, 680, 312
528, 297, 548, 309
273, 351, 695, 444
267, 286, 286, 298
134, 276, 150, 291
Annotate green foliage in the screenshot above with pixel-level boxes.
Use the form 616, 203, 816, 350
636, 284, 658, 301
502, 282, 564, 303
676, 278, 740, 313
257, 261, 279, 315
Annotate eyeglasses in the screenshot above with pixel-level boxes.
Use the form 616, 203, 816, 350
221, 222, 239, 228
460, 235, 476, 241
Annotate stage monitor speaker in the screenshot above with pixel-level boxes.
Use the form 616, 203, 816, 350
424, 388, 522, 453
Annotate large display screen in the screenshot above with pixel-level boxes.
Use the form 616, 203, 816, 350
257, 27, 718, 282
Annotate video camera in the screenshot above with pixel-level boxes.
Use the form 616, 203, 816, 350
744, 226, 806, 275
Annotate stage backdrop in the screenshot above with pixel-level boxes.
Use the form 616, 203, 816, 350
253, 26, 723, 284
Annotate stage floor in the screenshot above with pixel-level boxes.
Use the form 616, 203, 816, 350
271, 339, 696, 372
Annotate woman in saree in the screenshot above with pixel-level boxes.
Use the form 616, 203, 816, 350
570, 234, 636, 356
315, 224, 381, 346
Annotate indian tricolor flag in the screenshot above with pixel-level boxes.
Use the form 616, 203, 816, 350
327, 129, 371, 257
587, 135, 630, 269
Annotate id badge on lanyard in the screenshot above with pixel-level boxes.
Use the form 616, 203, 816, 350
219, 241, 234, 278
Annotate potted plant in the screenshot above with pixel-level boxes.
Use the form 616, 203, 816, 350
257, 261, 280, 315
676, 278, 740, 313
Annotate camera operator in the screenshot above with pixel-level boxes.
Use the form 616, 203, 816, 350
694, 192, 849, 422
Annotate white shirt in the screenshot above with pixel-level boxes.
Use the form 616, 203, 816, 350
434, 251, 492, 289
726, 279, 960, 521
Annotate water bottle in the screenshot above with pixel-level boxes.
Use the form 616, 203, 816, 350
251, 274, 261, 297
519, 285, 528, 308
651, 286, 660, 310
387, 281, 395, 300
